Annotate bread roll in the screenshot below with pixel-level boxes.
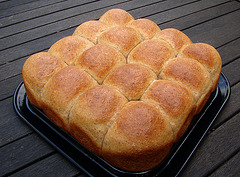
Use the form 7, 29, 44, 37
69, 85, 128, 156
159, 57, 212, 113
98, 26, 142, 57
48, 36, 94, 65
75, 44, 126, 83
22, 52, 67, 108
103, 63, 157, 100
102, 101, 174, 171
141, 80, 196, 141
99, 8, 134, 26
177, 43, 222, 89
73, 20, 109, 44
41, 66, 97, 131
126, 18, 161, 39
22, 8, 222, 172
154, 28, 192, 53
128, 38, 175, 74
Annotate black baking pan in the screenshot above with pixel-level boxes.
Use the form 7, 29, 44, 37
13, 73, 230, 177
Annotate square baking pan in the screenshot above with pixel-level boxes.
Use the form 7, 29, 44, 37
13, 73, 230, 177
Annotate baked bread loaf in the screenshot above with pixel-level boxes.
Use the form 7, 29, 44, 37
22, 9, 222, 172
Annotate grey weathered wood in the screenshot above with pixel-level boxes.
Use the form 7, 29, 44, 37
160, 1, 240, 30
0, 95, 33, 147
9, 153, 80, 177
183, 9, 240, 47
212, 82, 240, 129
0, 0, 65, 18
0, 0, 96, 28
180, 112, 240, 177
0, 74, 22, 100
0, 0, 38, 10
218, 37, 240, 65
145, 0, 229, 27
0, 133, 55, 176
222, 58, 240, 86
209, 151, 240, 177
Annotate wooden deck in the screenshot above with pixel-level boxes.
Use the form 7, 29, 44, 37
0, 0, 239, 176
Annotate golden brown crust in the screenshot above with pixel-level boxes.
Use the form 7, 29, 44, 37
126, 18, 161, 39
75, 44, 126, 83
98, 26, 142, 57
177, 43, 222, 89
141, 80, 196, 141
102, 101, 174, 171
69, 85, 128, 156
99, 8, 134, 26
154, 28, 192, 53
48, 36, 94, 65
22, 9, 222, 172
103, 63, 157, 100
128, 38, 175, 74
159, 57, 212, 113
73, 20, 109, 44
41, 66, 97, 131
22, 52, 67, 108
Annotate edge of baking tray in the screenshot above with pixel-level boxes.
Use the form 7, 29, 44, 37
13, 73, 230, 177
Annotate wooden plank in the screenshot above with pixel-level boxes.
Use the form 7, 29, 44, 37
0, 133, 54, 176
212, 82, 240, 129
0, 0, 96, 28
222, 58, 240, 86
182, 9, 240, 48
128, 0, 197, 18
180, 112, 240, 177
160, 1, 240, 30
0, 57, 26, 81
0, 0, 65, 18
137, 0, 228, 25
209, 151, 240, 177
0, 74, 22, 100
0, 0, 38, 10
10, 153, 80, 177
218, 37, 240, 65
0, 97, 33, 147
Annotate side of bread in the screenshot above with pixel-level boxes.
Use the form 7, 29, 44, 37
22, 9, 222, 172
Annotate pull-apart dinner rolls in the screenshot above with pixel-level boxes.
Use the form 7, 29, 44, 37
69, 85, 128, 156
41, 66, 97, 131
22, 8, 222, 172
102, 101, 174, 171
22, 52, 67, 108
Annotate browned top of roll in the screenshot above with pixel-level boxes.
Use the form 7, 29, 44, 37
154, 28, 192, 52
99, 8, 134, 26
48, 36, 94, 65
103, 63, 157, 100
73, 20, 109, 44
159, 57, 212, 99
102, 101, 174, 171
178, 43, 222, 88
128, 38, 175, 74
41, 66, 97, 131
22, 52, 67, 108
98, 26, 142, 57
69, 85, 128, 156
75, 44, 126, 83
126, 18, 161, 39
141, 80, 196, 141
